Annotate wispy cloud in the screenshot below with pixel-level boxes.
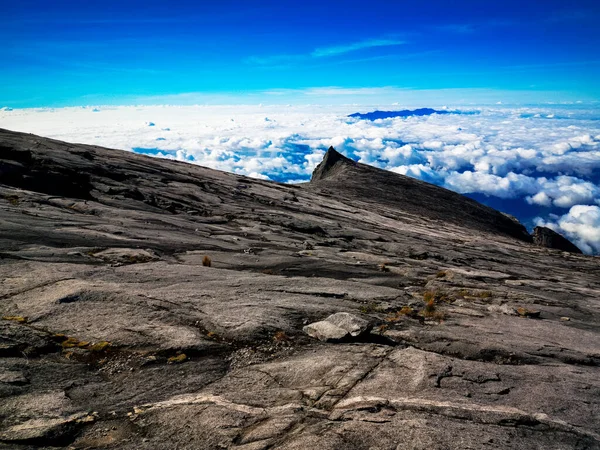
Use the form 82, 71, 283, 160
245, 37, 406, 68
311, 38, 405, 58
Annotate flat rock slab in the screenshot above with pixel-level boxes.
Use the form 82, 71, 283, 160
0, 413, 93, 444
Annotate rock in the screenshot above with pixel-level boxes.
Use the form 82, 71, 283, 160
487, 304, 517, 316
302, 321, 349, 342
325, 312, 371, 337
532, 226, 582, 254
516, 307, 541, 318
303, 312, 371, 342
90, 248, 159, 264
310, 146, 355, 182
0, 414, 90, 444
302, 240, 314, 250
0, 370, 29, 386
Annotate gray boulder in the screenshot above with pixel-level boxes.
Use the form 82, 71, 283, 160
303, 312, 372, 342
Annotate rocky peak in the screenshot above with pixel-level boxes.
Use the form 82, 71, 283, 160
310, 146, 355, 182
533, 226, 582, 254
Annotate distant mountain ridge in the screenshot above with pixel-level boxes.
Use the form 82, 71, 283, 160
349, 108, 476, 120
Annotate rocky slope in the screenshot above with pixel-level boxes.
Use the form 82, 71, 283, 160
0, 128, 599, 449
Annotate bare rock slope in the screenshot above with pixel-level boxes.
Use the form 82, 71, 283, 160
0, 128, 599, 449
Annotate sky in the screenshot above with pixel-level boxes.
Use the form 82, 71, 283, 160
2, 0, 600, 107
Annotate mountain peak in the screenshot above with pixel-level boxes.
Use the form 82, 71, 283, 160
310, 146, 354, 182
533, 226, 582, 254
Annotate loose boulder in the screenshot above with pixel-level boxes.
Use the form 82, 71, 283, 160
303, 312, 372, 342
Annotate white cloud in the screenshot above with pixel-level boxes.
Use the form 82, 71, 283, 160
311, 38, 405, 58
444, 171, 539, 198
246, 38, 405, 67
536, 205, 600, 254
526, 176, 600, 208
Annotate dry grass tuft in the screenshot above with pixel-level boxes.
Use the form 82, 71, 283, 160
2, 315, 28, 323
168, 353, 188, 364
386, 306, 416, 322
89, 341, 111, 352
423, 290, 451, 304
378, 263, 391, 272
273, 331, 291, 342
377, 324, 389, 334
61, 337, 90, 349
5, 195, 20, 206
359, 302, 380, 314
422, 299, 437, 317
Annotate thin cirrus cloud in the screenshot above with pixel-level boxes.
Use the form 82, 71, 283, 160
245, 37, 405, 66
310, 38, 405, 57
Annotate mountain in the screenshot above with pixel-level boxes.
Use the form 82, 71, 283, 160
348, 108, 452, 120
0, 128, 598, 449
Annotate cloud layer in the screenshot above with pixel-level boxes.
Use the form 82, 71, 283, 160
1, 104, 599, 253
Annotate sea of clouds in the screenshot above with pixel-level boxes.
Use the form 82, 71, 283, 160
1, 104, 599, 253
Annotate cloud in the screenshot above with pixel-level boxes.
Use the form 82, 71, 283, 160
526, 176, 600, 208
444, 171, 539, 199
1, 103, 600, 253
536, 205, 600, 254
311, 38, 405, 58
245, 37, 405, 68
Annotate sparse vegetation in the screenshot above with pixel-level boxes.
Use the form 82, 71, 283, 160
423, 290, 451, 304
386, 306, 416, 322
516, 307, 541, 318
4, 195, 20, 206
359, 302, 380, 314
125, 254, 155, 264
377, 324, 389, 334
202, 255, 212, 267
378, 263, 391, 272
273, 331, 290, 342
168, 353, 188, 364
421, 300, 447, 322
422, 299, 436, 317
2, 315, 28, 323
61, 337, 90, 349
89, 341, 111, 352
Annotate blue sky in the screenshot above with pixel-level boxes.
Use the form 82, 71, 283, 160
2, 0, 600, 107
